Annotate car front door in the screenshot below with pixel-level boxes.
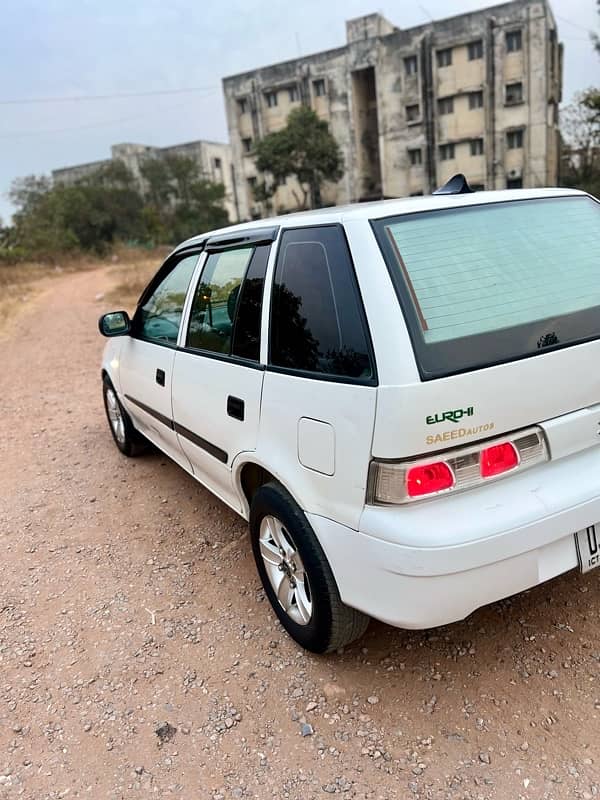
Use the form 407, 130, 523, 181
171, 232, 273, 511
119, 250, 201, 469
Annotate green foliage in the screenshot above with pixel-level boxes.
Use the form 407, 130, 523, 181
139, 155, 229, 242
5, 154, 229, 259
255, 106, 343, 210
592, 1, 600, 57
560, 88, 600, 198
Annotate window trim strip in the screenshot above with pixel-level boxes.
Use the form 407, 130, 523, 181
205, 226, 279, 252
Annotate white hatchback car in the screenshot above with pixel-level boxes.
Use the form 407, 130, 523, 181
100, 176, 600, 653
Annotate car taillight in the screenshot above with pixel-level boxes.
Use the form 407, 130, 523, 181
367, 426, 547, 505
480, 442, 519, 477
406, 462, 454, 497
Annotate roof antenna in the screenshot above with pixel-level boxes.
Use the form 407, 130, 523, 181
433, 173, 474, 195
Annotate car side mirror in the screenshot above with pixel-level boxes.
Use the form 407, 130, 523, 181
98, 310, 131, 337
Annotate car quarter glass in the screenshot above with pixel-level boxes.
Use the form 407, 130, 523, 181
269, 225, 374, 381
372, 196, 600, 378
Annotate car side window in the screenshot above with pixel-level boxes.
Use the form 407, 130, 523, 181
137, 254, 199, 345
270, 226, 374, 381
186, 247, 254, 355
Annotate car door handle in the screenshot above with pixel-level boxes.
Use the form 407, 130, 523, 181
156, 368, 166, 387
227, 396, 245, 421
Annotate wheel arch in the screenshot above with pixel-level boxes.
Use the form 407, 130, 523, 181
232, 455, 305, 521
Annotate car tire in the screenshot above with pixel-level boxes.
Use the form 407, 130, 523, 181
102, 377, 147, 457
250, 481, 370, 653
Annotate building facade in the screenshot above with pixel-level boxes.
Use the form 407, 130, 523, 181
222, 0, 562, 219
52, 139, 238, 222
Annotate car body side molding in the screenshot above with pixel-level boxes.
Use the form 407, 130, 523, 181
124, 394, 228, 464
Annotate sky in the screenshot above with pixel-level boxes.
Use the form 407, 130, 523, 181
0, 0, 598, 222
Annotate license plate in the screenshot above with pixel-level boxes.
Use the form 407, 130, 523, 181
575, 525, 600, 573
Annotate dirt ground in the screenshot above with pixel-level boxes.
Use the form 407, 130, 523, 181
1, 264, 599, 800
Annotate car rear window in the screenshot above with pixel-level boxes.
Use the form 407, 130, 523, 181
372, 196, 600, 378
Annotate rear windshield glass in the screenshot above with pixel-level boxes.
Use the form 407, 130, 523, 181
372, 196, 600, 378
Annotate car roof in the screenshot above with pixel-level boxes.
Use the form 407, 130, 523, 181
176, 187, 588, 251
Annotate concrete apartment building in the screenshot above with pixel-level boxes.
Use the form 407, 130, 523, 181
222, 0, 562, 219
52, 139, 238, 222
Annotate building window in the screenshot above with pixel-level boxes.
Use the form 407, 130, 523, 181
406, 103, 420, 122
247, 176, 257, 192
439, 143, 455, 161
313, 79, 326, 97
408, 148, 422, 166
438, 96, 454, 115
468, 40, 483, 60
242, 137, 253, 153
506, 30, 522, 52
471, 183, 485, 191
213, 157, 222, 169
507, 128, 524, 149
265, 91, 278, 108
505, 82, 523, 105
506, 177, 523, 188
404, 55, 418, 76
436, 48, 452, 68
237, 98, 248, 114
468, 90, 484, 109
470, 138, 484, 156
288, 86, 300, 102
409, 191, 424, 196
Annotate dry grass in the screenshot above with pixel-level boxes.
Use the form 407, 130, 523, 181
104, 247, 169, 312
0, 261, 70, 335
0, 246, 168, 334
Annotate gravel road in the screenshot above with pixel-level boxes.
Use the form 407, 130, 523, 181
1, 267, 599, 800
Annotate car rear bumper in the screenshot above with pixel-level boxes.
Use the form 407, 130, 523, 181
308, 447, 600, 628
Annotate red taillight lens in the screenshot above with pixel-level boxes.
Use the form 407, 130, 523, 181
480, 442, 519, 478
406, 462, 454, 497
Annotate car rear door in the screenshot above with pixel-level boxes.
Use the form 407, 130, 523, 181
119, 250, 201, 470
170, 229, 275, 512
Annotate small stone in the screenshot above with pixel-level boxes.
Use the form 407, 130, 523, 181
479, 752, 491, 764
300, 723, 314, 737
367, 695, 379, 705
520, 741, 529, 752
155, 721, 177, 747
83, 722, 92, 733
224, 718, 234, 729
306, 702, 318, 712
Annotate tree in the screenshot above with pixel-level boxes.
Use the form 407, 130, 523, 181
255, 106, 343, 210
4, 152, 229, 259
560, 89, 600, 197
139, 153, 229, 241
591, 0, 600, 57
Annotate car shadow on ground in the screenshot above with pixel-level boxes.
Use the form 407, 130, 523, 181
105, 438, 600, 686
